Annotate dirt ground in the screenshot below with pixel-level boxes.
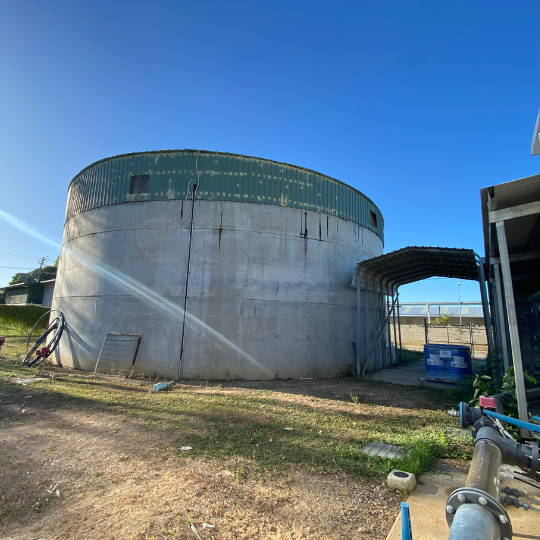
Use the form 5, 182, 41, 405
0, 368, 464, 540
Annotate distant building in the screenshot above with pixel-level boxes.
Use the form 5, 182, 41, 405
398, 305, 484, 326
1, 279, 55, 307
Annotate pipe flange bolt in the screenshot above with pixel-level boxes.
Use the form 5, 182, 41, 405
446, 487, 512, 539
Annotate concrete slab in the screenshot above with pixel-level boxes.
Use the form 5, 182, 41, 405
367, 360, 454, 389
13, 377, 48, 385
386, 465, 540, 540
367, 356, 489, 389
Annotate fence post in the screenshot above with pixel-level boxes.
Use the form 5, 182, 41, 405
424, 318, 428, 344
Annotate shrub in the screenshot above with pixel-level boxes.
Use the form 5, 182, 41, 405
0, 305, 50, 334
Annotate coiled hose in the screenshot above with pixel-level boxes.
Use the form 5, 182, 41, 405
22, 310, 65, 367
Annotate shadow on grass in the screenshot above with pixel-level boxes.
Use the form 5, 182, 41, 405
0, 356, 468, 481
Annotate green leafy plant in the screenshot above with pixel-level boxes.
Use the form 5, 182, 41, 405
468, 366, 537, 417
469, 374, 496, 406
500, 366, 537, 398
434, 314, 452, 325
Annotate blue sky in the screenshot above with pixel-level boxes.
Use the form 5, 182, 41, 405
0, 1, 539, 302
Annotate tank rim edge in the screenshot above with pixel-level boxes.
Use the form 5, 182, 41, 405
67, 148, 384, 219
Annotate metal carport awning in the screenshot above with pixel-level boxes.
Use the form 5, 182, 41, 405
352, 246, 480, 288
351, 247, 492, 376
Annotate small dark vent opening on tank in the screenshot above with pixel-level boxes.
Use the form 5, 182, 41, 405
130, 174, 149, 194
370, 211, 377, 228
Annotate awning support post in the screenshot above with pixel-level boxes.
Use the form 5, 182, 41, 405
396, 288, 403, 363
392, 286, 399, 365
477, 256, 495, 358
362, 293, 399, 376
493, 263, 510, 373
386, 283, 392, 365
364, 271, 371, 374
495, 221, 528, 430
379, 278, 385, 369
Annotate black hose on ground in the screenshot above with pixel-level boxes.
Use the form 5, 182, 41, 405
22, 310, 65, 367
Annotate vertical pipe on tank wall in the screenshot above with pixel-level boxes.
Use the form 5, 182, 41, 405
176, 182, 198, 380
356, 269, 361, 377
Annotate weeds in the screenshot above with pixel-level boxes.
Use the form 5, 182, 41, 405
399, 349, 424, 366
0, 499, 18, 526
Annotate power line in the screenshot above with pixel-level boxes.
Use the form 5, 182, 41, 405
0, 252, 47, 259
0, 266, 35, 270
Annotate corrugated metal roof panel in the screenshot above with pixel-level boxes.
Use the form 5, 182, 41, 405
66, 150, 384, 241
352, 246, 478, 289
491, 174, 540, 210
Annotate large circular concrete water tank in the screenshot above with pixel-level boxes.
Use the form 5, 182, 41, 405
52, 150, 384, 379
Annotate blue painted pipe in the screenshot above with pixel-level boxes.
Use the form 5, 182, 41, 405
400, 502, 413, 540
482, 409, 540, 433
152, 382, 168, 392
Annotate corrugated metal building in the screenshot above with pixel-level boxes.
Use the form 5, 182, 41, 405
1, 279, 55, 307
398, 305, 484, 325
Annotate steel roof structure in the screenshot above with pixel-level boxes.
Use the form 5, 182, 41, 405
351, 246, 479, 290
350, 246, 490, 378
480, 173, 540, 266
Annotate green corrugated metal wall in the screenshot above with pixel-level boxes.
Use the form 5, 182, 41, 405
67, 150, 384, 241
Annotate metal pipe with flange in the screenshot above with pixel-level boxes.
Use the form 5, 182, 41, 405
447, 505, 499, 540
466, 440, 502, 500
446, 439, 511, 539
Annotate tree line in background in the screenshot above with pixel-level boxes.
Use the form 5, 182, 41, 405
0, 255, 59, 303
8, 255, 59, 285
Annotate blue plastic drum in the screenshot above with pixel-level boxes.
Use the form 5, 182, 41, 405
424, 344, 472, 383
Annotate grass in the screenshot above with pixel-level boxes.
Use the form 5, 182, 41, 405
0, 500, 18, 526
0, 352, 471, 483
399, 349, 424, 365
0, 336, 28, 364
0, 322, 35, 338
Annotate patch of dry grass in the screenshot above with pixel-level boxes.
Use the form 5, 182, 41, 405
0, 354, 471, 539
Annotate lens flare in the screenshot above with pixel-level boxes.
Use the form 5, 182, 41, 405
0, 209, 268, 376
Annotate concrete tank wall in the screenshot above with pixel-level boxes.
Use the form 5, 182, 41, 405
52, 199, 383, 379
